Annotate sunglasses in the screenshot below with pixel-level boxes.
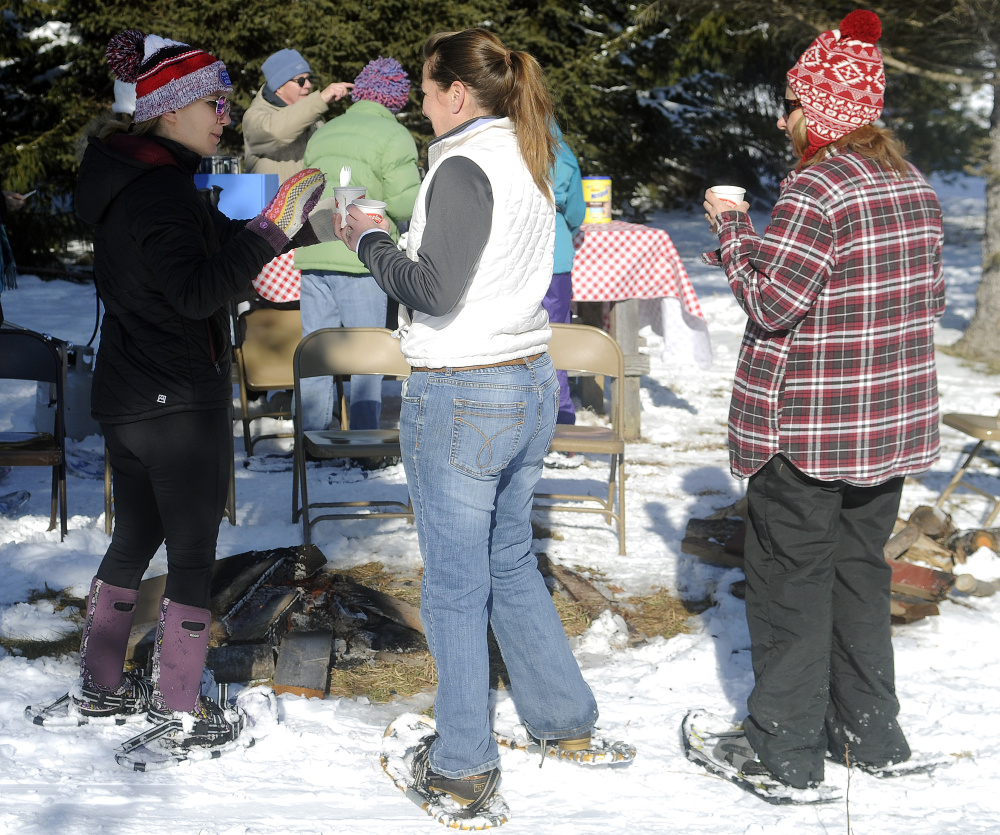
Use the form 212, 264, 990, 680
783, 97, 802, 118
207, 97, 231, 118
292, 75, 312, 87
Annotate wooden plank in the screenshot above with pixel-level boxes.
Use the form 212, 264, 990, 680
890, 598, 939, 623
218, 590, 301, 644
206, 643, 276, 684
272, 630, 334, 699
680, 536, 746, 569
887, 559, 955, 602
610, 299, 641, 440
328, 575, 424, 635
541, 559, 614, 620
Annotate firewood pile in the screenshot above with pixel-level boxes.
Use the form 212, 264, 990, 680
124, 545, 429, 698
121, 544, 633, 698
682, 498, 999, 624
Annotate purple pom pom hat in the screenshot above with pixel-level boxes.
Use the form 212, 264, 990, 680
351, 56, 410, 113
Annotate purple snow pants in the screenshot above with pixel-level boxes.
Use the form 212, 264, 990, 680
542, 272, 576, 425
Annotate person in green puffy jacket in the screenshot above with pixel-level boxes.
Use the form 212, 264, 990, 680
295, 57, 421, 434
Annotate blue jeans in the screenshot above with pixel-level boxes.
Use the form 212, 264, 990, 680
299, 270, 387, 431
400, 353, 598, 777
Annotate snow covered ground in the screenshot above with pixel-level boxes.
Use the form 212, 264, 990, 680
2, 174, 1000, 834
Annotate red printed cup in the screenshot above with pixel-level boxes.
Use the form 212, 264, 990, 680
710, 185, 746, 209
352, 198, 387, 224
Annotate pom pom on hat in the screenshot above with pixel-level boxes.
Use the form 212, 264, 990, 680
105, 29, 232, 122
106, 29, 146, 83
839, 9, 881, 44
352, 57, 410, 113
786, 9, 886, 160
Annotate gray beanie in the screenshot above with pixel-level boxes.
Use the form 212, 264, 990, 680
262, 49, 310, 91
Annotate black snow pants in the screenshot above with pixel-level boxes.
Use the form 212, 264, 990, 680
741, 454, 910, 789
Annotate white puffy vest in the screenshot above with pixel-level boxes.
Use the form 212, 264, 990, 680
398, 118, 554, 367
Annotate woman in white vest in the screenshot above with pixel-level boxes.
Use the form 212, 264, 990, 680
338, 28, 600, 815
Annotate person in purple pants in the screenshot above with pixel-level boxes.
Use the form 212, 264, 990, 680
542, 130, 585, 468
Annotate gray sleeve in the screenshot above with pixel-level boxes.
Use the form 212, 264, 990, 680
357, 156, 493, 317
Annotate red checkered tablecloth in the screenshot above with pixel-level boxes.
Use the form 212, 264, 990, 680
252, 250, 301, 304
571, 221, 703, 319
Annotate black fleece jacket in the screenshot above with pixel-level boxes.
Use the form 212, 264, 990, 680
76, 133, 277, 423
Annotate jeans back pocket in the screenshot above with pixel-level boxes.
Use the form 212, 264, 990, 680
450, 398, 526, 476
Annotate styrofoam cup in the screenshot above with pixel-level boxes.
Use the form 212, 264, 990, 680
352, 198, 387, 224
334, 186, 366, 227
710, 185, 746, 208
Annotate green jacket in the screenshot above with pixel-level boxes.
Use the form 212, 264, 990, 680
295, 100, 420, 274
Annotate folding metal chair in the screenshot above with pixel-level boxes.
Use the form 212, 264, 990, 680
0, 327, 68, 539
534, 323, 627, 554
934, 410, 1000, 524
292, 327, 412, 544
232, 303, 303, 455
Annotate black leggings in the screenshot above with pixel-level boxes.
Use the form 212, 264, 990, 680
97, 408, 230, 609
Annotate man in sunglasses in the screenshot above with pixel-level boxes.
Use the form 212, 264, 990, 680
244, 48, 354, 184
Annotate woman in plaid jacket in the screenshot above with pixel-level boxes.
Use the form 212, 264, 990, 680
701, 11, 944, 792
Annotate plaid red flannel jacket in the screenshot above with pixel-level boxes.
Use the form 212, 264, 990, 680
707, 149, 944, 485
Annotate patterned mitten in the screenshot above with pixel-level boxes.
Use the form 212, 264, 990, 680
246, 168, 325, 252
291, 196, 338, 247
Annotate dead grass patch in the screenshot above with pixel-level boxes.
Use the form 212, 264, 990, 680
328, 652, 438, 702
624, 586, 703, 640
0, 586, 85, 660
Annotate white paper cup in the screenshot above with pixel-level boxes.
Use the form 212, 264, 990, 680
334, 186, 367, 228
352, 198, 387, 225
710, 185, 746, 209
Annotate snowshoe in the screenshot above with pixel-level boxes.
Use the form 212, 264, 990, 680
682, 709, 842, 805
491, 696, 634, 766
826, 747, 951, 778
381, 713, 510, 830
114, 689, 259, 771
492, 726, 635, 766
25, 672, 153, 728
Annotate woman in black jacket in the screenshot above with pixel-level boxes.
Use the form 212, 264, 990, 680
31, 30, 326, 755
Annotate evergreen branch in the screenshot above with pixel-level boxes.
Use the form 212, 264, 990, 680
882, 53, 993, 86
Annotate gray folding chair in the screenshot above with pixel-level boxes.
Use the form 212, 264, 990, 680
534, 323, 626, 554
292, 327, 412, 544
934, 410, 1000, 524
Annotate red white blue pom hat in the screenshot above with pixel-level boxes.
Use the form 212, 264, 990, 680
106, 29, 233, 122
786, 9, 885, 160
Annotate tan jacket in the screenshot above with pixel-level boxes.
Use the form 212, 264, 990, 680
242, 87, 328, 184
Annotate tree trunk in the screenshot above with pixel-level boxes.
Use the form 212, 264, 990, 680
952, 85, 1000, 366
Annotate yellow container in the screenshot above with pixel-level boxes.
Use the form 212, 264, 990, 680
582, 176, 612, 224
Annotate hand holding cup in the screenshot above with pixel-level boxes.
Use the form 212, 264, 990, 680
703, 185, 748, 231
333, 186, 366, 229
336, 200, 390, 253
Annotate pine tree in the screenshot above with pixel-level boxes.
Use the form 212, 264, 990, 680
2, 0, 991, 270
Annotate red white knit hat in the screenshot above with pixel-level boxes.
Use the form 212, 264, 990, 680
106, 30, 232, 123
786, 10, 885, 160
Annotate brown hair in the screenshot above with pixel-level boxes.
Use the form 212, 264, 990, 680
792, 118, 908, 177
423, 28, 556, 199
95, 112, 161, 143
